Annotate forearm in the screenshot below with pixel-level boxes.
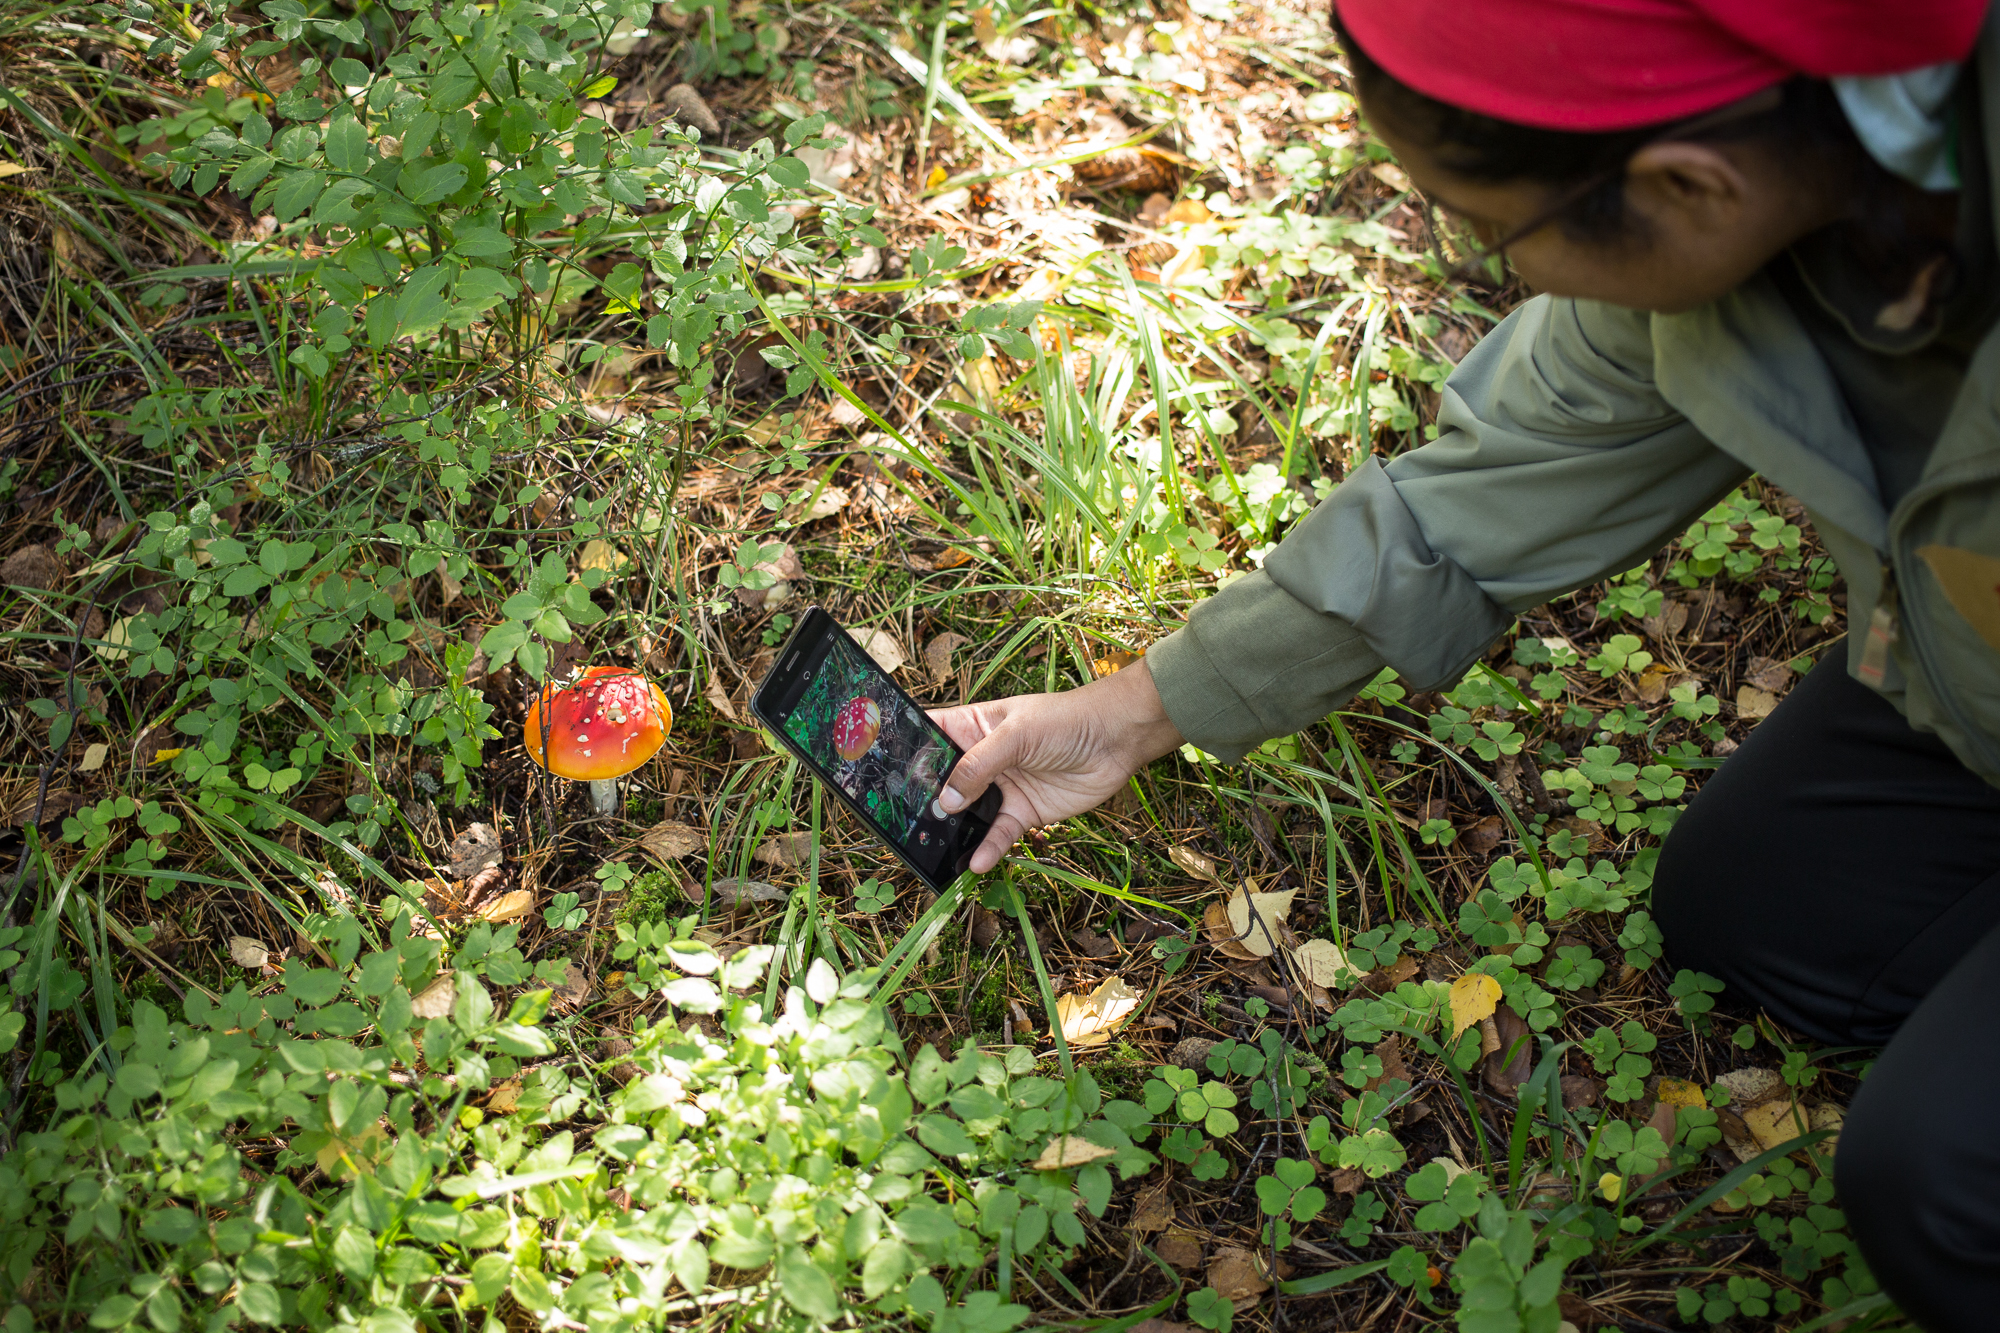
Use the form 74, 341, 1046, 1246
1146, 569, 1389, 761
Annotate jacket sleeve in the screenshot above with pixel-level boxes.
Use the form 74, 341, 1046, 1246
1150, 295, 1750, 760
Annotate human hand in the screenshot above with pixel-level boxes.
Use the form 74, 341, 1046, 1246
929, 659, 1185, 873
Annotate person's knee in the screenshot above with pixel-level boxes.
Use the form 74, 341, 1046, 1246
1837, 1069, 2000, 1332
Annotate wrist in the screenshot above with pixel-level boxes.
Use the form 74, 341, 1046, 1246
1099, 659, 1184, 764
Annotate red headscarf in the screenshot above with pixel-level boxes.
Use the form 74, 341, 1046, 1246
1335, 0, 1990, 131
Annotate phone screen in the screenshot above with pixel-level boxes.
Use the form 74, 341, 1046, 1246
761, 617, 969, 881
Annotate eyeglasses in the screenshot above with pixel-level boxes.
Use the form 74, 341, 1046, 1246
1416, 85, 1787, 288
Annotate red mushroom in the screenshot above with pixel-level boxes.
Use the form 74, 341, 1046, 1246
831, 696, 883, 762
525, 665, 673, 815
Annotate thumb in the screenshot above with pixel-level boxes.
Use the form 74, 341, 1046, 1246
939, 717, 1028, 814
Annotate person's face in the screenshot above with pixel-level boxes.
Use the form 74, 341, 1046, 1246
1372, 119, 1846, 314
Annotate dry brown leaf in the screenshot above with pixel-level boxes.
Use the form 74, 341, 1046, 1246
411, 973, 457, 1019
1464, 814, 1504, 856
1032, 1135, 1118, 1170
475, 890, 534, 923
660, 82, 720, 138
753, 831, 813, 868
0, 544, 62, 590
228, 936, 270, 969
1201, 900, 1259, 961
640, 820, 705, 861
1642, 600, 1690, 644
446, 823, 502, 879
924, 631, 971, 685
1054, 974, 1141, 1047
854, 627, 907, 674
1744, 655, 1794, 694
1484, 1006, 1532, 1097
704, 668, 739, 722
1169, 845, 1219, 881
1449, 973, 1503, 1039
1715, 1067, 1785, 1107
1374, 1034, 1412, 1089
1289, 937, 1351, 987
1156, 1230, 1204, 1270
1206, 1246, 1271, 1307
702, 877, 788, 906
1070, 926, 1119, 959
486, 1078, 524, 1113
1357, 954, 1421, 994
554, 961, 595, 1011
1561, 1075, 1602, 1110
1223, 887, 1298, 958
1736, 684, 1780, 720
1329, 1166, 1367, 1195
1130, 1180, 1173, 1232
1632, 665, 1674, 704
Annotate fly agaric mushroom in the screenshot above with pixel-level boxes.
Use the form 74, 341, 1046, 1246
831, 696, 883, 762
525, 665, 672, 815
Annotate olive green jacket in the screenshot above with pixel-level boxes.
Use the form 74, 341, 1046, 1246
1149, 21, 2000, 785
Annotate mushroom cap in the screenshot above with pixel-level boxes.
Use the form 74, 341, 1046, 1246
831, 696, 883, 762
525, 665, 672, 781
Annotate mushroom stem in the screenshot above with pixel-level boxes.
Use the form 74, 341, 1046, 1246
587, 777, 619, 816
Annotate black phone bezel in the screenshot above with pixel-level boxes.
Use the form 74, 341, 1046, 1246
750, 606, 999, 894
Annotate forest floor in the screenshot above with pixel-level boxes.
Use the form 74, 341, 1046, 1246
0, 0, 1899, 1328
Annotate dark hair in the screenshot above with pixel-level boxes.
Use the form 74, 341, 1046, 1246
1332, 10, 1960, 295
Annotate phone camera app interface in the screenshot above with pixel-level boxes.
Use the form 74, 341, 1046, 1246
782, 633, 960, 869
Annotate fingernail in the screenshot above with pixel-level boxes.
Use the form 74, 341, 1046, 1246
940, 786, 966, 813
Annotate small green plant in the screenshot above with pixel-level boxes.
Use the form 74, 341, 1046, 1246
854, 877, 894, 914
543, 890, 586, 931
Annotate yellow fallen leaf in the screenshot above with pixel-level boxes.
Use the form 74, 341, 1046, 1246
1742, 1099, 1809, 1153
1224, 887, 1298, 957
79, 743, 108, 773
486, 1078, 524, 1113
475, 889, 534, 922
315, 1122, 388, 1179
97, 615, 135, 662
1448, 973, 1503, 1040
0, 161, 35, 178
410, 973, 457, 1019
1290, 938, 1351, 987
1054, 973, 1141, 1047
577, 539, 628, 574
1597, 1172, 1622, 1201
1656, 1077, 1707, 1109
1032, 1134, 1117, 1170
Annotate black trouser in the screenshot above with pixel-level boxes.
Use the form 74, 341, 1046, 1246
1655, 659, 2000, 1333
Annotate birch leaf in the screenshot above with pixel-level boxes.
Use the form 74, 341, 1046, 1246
1053, 973, 1141, 1047
1449, 973, 1503, 1040
1223, 888, 1297, 958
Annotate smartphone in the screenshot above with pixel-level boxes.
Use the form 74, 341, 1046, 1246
751, 606, 1002, 893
